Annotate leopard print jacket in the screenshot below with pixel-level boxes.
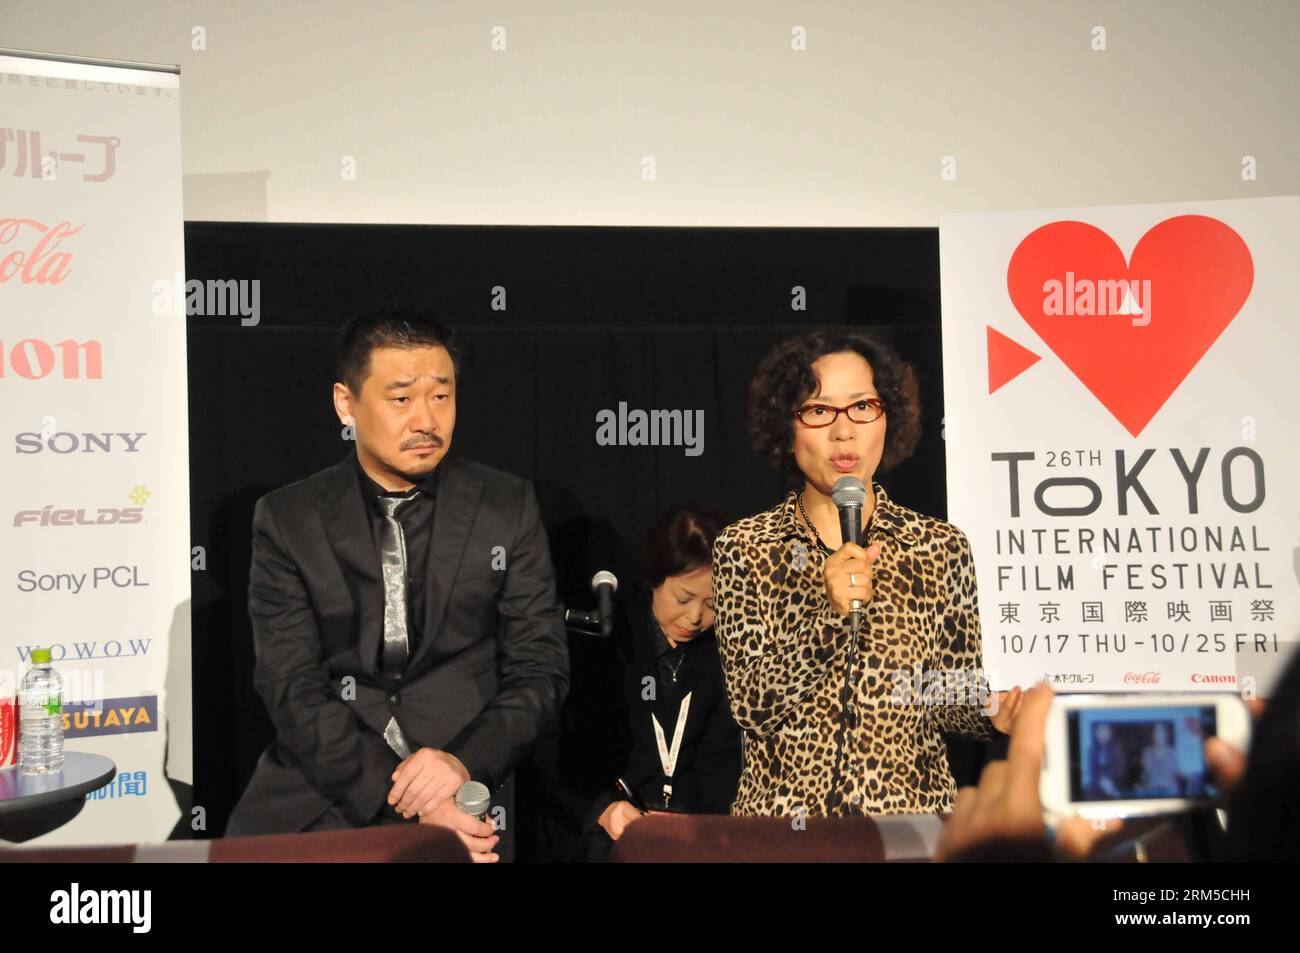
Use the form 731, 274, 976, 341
711, 483, 996, 817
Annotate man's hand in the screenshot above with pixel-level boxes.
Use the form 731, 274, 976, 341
936, 683, 1053, 861
988, 685, 1024, 734
597, 800, 644, 842
936, 683, 1124, 861
824, 541, 882, 617
388, 748, 470, 819
1204, 698, 1266, 797
419, 798, 500, 863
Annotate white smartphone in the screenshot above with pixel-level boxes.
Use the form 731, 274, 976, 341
1040, 693, 1251, 821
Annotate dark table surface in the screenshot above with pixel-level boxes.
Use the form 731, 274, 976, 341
0, 752, 116, 843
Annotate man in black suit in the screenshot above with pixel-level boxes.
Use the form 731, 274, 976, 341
225, 308, 569, 862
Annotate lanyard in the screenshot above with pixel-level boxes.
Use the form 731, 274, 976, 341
651, 691, 693, 806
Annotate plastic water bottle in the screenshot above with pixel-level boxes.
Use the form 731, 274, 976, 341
19, 648, 64, 774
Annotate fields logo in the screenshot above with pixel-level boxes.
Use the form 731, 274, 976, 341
13, 506, 144, 527
14, 486, 150, 527
991, 216, 1254, 436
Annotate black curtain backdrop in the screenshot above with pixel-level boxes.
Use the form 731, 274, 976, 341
184, 223, 1000, 856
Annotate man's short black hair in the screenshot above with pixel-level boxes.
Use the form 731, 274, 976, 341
336, 306, 460, 395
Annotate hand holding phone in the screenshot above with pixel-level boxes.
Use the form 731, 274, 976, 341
1040, 693, 1251, 821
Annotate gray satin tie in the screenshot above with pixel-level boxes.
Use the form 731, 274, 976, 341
377, 493, 416, 758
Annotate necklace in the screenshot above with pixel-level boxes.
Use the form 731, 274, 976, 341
798, 489, 874, 553
797, 491, 832, 553
665, 651, 685, 683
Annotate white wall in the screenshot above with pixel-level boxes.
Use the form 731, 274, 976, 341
5, 0, 1296, 225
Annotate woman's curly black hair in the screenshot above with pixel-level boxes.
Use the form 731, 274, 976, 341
747, 329, 923, 478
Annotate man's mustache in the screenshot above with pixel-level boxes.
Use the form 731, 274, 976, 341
401, 436, 443, 450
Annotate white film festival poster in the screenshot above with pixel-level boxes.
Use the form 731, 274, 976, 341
0, 52, 191, 843
941, 196, 1299, 696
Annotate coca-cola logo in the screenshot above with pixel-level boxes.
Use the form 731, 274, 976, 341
1191, 673, 1236, 685
1123, 671, 1162, 685
0, 218, 81, 285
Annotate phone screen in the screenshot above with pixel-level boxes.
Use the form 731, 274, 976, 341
1067, 705, 1219, 803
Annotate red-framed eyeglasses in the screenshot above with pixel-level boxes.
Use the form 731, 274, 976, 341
793, 398, 886, 427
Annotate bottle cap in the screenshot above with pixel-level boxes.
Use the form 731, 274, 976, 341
30, 648, 51, 664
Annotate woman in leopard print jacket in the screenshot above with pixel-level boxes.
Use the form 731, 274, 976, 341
712, 330, 1022, 817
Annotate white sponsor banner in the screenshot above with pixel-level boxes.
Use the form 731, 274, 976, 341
0, 52, 191, 843
941, 196, 1299, 696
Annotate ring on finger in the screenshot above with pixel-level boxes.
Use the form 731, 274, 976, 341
850, 572, 858, 587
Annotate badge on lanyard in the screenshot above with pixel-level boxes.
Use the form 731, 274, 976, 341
651, 691, 693, 807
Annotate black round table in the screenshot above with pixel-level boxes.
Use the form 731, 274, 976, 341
0, 752, 117, 843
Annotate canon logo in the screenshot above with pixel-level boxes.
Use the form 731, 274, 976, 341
0, 338, 102, 379
13, 507, 143, 527
1191, 673, 1237, 685
1123, 671, 1162, 685
15, 432, 145, 454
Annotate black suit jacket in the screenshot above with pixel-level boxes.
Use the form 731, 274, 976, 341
225, 451, 569, 836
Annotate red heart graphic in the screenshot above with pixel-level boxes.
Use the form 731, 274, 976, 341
1006, 216, 1253, 436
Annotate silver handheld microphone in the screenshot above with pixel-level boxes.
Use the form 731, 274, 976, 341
831, 476, 867, 632
455, 780, 491, 820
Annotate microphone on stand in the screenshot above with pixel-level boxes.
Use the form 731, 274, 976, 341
563, 570, 619, 637
831, 476, 867, 632
591, 570, 617, 637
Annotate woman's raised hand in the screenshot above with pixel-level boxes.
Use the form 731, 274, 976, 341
823, 541, 883, 617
